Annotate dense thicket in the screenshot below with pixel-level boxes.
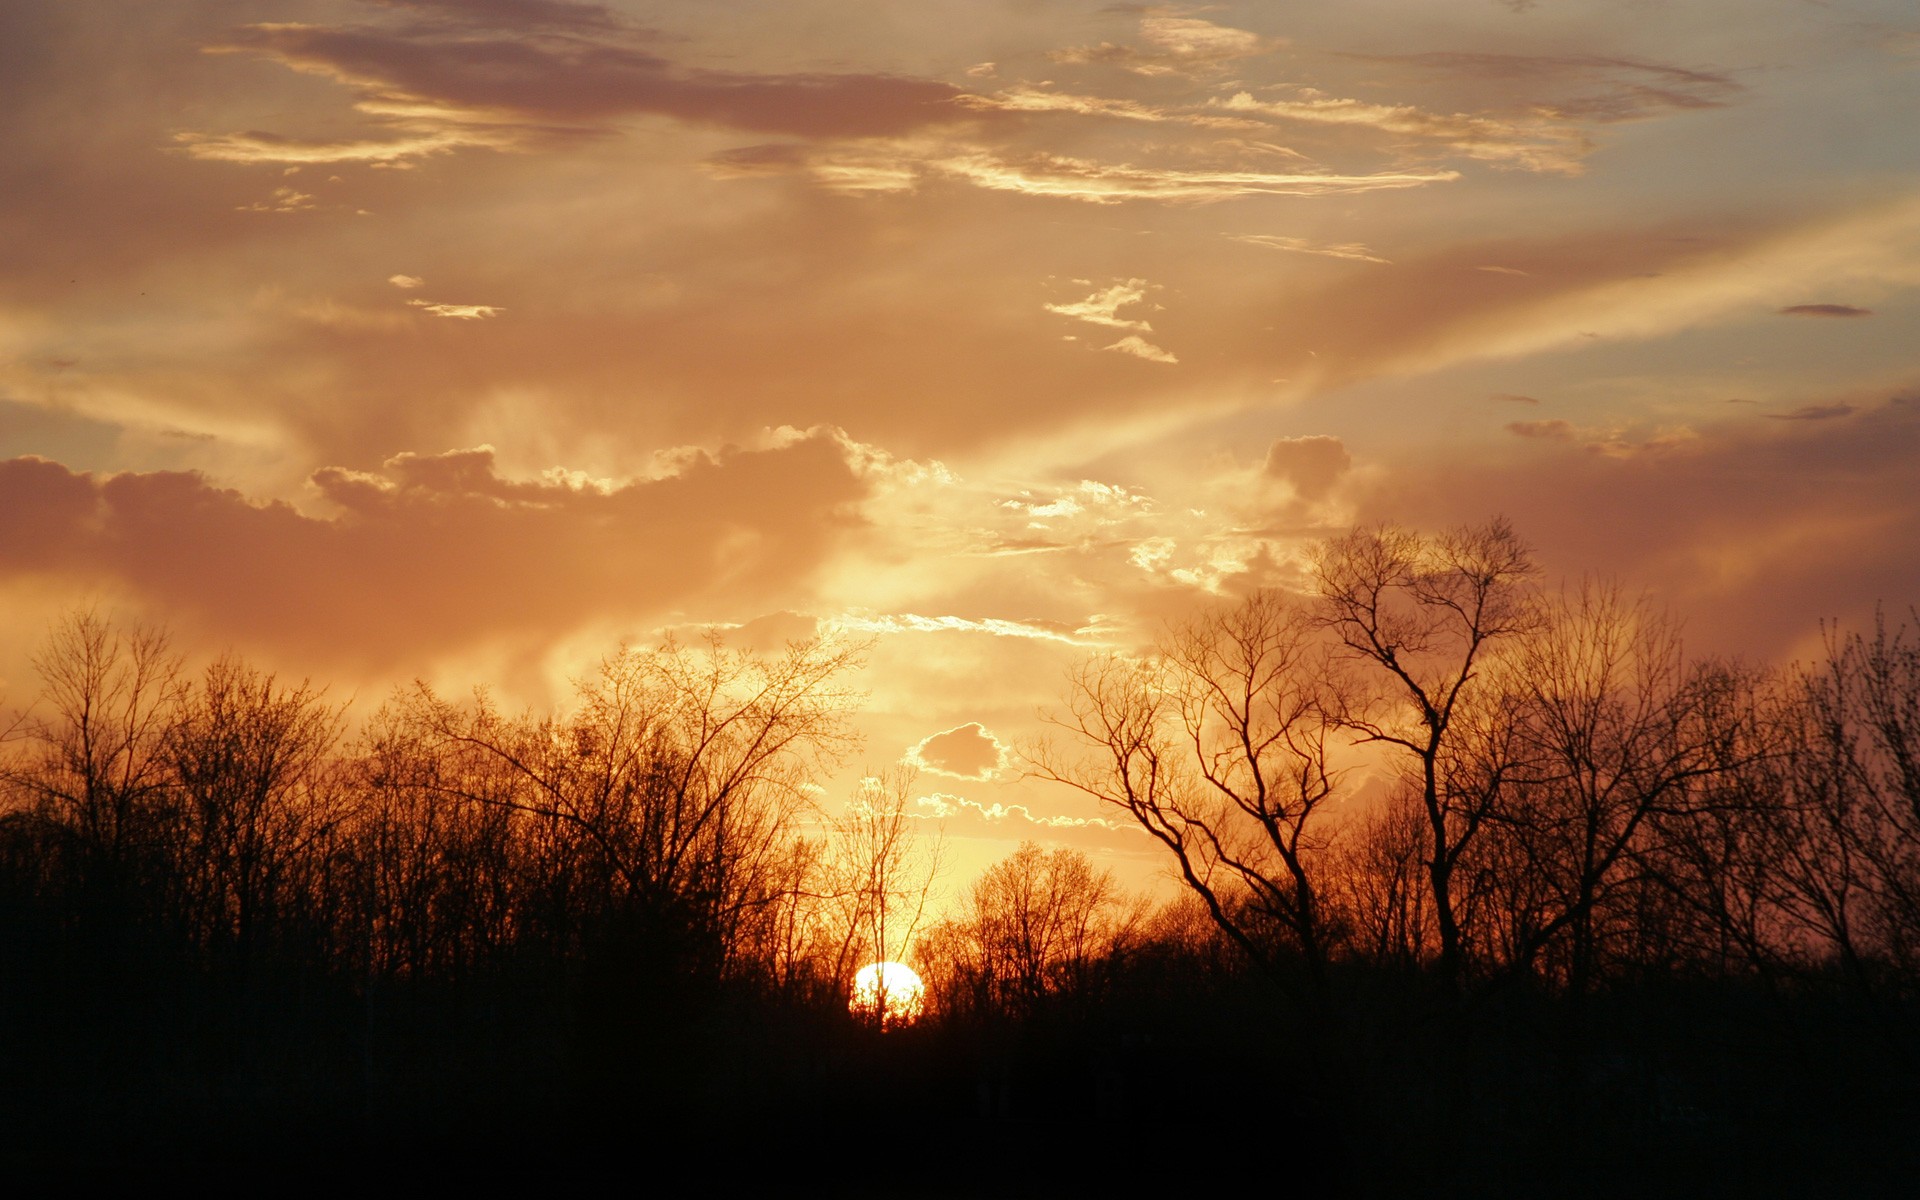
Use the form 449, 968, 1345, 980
3, 523, 1917, 1191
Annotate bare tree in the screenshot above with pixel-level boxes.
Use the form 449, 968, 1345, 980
5, 609, 185, 902
1032, 590, 1344, 989
167, 655, 349, 976
1311, 518, 1538, 990
826, 767, 943, 1018
919, 841, 1135, 1020
1480, 581, 1730, 991
402, 631, 866, 978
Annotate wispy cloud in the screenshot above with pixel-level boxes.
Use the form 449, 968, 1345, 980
407, 299, 503, 319
1212, 90, 1590, 174
1045, 279, 1155, 330
826, 613, 1105, 645
1768, 403, 1857, 421
1051, 15, 1280, 77
1229, 233, 1389, 264
1779, 303, 1872, 317
1104, 334, 1178, 364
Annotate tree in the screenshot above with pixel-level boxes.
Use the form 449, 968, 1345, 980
825, 767, 942, 1022
1477, 581, 1728, 991
5, 609, 185, 904
919, 841, 1134, 1020
403, 631, 865, 982
1311, 517, 1537, 990
167, 655, 349, 978
1033, 589, 1343, 990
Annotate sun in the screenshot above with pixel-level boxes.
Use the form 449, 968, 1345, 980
849, 961, 926, 1027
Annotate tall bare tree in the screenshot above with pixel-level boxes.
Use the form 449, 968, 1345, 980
1311, 518, 1538, 990
1033, 590, 1342, 987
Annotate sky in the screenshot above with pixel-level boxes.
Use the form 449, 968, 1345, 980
2, 0, 1917, 895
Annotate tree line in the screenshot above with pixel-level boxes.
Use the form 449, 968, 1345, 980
1, 518, 1916, 1189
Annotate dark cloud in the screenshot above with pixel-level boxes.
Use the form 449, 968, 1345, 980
1768, 403, 1857, 421
1262, 435, 1351, 500
1779, 303, 1872, 317
1359, 395, 1920, 661
365, 0, 630, 34
908, 722, 1007, 780
212, 22, 977, 141
1490, 393, 1541, 405
1340, 50, 1741, 121
0, 432, 868, 668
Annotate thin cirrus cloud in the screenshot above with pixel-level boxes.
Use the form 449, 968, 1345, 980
1338, 51, 1742, 122
1778, 303, 1872, 317
1209, 91, 1591, 174
1229, 233, 1391, 264
406, 299, 503, 319
1049, 14, 1282, 77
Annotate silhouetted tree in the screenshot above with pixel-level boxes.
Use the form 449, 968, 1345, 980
1312, 518, 1538, 991
1033, 589, 1343, 990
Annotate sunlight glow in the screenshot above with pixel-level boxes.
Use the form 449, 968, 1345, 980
850, 961, 926, 1028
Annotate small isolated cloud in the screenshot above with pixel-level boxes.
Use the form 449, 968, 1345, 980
1104, 335, 1178, 364
1229, 233, 1389, 264
388, 274, 425, 289
1778, 303, 1872, 318
1768, 403, 1857, 422
1490, 393, 1542, 405
1263, 435, 1351, 501
1044, 279, 1155, 330
1478, 265, 1530, 276
236, 186, 315, 214
906, 722, 1009, 780
965, 62, 997, 78
1508, 419, 1576, 440
407, 299, 503, 319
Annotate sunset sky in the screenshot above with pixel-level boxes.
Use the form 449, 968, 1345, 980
3, 0, 1917, 890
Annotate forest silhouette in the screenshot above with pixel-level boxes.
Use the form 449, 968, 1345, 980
3, 519, 1917, 1193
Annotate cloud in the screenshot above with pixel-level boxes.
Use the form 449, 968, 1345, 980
187, 20, 980, 167
1104, 334, 1178, 364
0, 431, 869, 667
1358, 394, 1920, 662
827, 613, 1103, 646
1211, 90, 1590, 174
770, 143, 1458, 203
1262, 435, 1351, 500
388, 274, 425, 289
1506, 418, 1576, 440
1768, 403, 1856, 421
1228, 233, 1389, 264
909, 791, 1129, 833
906, 721, 1009, 780
1778, 303, 1872, 317
1340, 51, 1742, 123
363, 0, 629, 34
406, 299, 503, 319
1051, 15, 1280, 77
1045, 279, 1155, 330
955, 86, 1260, 130
1491, 393, 1542, 405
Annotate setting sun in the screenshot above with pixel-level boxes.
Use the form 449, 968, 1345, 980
849, 962, 926, 1028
